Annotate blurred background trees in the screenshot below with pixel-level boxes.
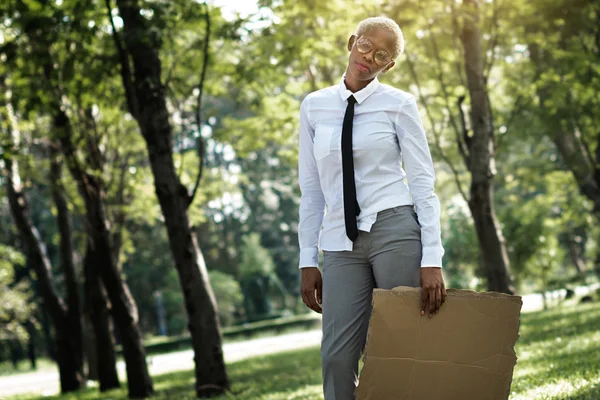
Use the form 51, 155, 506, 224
0, 0, 599, 397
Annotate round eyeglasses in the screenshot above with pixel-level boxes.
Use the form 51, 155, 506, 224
355, 36, 393, 66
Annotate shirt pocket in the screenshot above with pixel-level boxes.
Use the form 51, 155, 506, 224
313, 125, 335, 160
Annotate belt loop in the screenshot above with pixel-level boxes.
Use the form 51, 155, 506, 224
393, 206, 400, 213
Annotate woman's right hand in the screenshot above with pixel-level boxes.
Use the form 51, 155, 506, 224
300, 267, 323, 313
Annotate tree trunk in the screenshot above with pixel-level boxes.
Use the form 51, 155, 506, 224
9, 340, 21, 370
26, 319, 37, 370
13, 3, 151, 392
113, 1, 229, 396
53, 110, 153, 398
39, 305, 56, 361
2, 105, 85, 392
460, 0, 515, 294
49, 142, 85, 380
83, 242, 120, 391
567, 235, 585, 275
83, 315, 99, 381
551, 130, 600, 214
468, 183, 515, 293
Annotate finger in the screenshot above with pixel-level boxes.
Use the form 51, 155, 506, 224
316, 280, 323, 305
420, 287, 427, 316
311, 289, 322, 313
435, 287, 441, 314
301, 292, 309, 311
428, 287, 435, 318
306, 290, 321, 314
301, 292, 311, 311
441, 284, 447, 306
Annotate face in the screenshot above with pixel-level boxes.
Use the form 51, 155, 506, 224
346, 27, 396, 81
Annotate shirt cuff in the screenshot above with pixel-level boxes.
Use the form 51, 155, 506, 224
420, 245, 444, 268
299, 247, 319, 268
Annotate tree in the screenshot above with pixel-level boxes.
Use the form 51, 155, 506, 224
515, 0, 600, 275
1, 97, 85, 393
239, 233, 288, 322
109, 0, 229, 395
455, 0, 515, 293
374, 0, 515, 293
14, 2, 153, 393
48, 141, 85, 384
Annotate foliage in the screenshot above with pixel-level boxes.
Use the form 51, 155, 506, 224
441, 205, 480, 290
238, 233, 289, 321
239, 233, 276, 279
208, 270, 244, 327
0, 245, 34, 341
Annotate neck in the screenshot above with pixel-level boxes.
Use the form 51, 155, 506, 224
344, 68, 374, 93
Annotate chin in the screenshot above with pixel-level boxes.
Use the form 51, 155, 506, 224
349, 64, 374, 80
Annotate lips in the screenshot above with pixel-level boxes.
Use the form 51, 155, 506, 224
355, 61, 370, 73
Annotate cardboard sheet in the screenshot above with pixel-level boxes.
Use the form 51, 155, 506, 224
356, 286, 522, 400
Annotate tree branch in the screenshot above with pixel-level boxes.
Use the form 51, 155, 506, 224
502, 94, 523, 135
422, 3, 470, 164
188, 1, 211, 208
450, 1, 467, 88
111, 151, 130, 267
483, 0, 499, 81
405, 52, 469, 204
457, 95, 471, 156
105, 0, 139, 119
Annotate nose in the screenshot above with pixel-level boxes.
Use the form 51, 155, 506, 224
362, 49, 375, 64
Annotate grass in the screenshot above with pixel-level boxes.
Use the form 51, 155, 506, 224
0, 318, 321, 378
0, 358, 55, 377
509, 301, 600, 400
8, 301, 600, 400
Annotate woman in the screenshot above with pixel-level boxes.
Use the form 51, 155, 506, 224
297, 16, 447, 399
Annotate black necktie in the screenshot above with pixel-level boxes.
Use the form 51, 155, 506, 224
342, 95, 361, 242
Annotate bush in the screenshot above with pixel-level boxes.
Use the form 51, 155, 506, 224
208, 270, 244, 327
118, 313, 322, 356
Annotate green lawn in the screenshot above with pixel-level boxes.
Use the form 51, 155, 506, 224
0, 358, 55, 377
10, 301, 600, 400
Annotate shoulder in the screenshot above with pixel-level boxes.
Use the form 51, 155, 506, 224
376, 83, 416, 106
301, 85, 338, 109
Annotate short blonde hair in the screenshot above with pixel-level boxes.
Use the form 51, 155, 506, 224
355, 17, 404, 59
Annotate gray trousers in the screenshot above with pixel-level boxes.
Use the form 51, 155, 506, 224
321, 205, 422, 400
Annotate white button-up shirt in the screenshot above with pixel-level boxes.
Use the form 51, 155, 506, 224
298, 76, 444, 269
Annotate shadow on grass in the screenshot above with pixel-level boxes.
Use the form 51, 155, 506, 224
513, 345, 600, 388
517, 302, 600, 345
510, 301, 600, 399
560, 383, 600, 400
218, 345, 322, 399
13, 346, 323, 400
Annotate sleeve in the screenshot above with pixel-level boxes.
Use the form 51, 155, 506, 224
395, 95, 445, 268
297, 96, 326, 268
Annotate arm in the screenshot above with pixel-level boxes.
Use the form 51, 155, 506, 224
395, 95, 445, 268
297, 96, 325, 313
396, 95, 446, 317
298, 96, 326, 269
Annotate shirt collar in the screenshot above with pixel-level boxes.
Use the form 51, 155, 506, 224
338, 74, 380, 104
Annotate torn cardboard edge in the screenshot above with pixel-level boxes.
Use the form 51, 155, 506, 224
356, 286, 523, 400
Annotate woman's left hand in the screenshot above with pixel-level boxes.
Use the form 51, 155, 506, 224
420, 267, 446, 318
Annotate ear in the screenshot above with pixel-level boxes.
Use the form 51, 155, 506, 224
347, 35, 356, 52
382, 60, 396, 74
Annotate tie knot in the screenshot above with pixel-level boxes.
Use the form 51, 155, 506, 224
347, 95, 357, 105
